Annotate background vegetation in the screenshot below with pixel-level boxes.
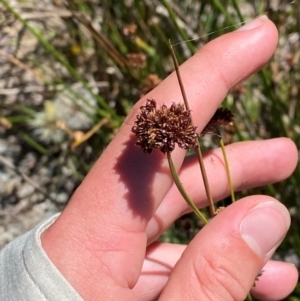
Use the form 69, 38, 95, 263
0, 0, 299, 299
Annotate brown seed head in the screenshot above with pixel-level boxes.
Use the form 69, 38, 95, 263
201, 107, 234, 137
132, 99, 198, 154
123, 23, 137, 36
126, 52, 147, 68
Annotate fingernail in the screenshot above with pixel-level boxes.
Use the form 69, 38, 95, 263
240, 201, 290, 258
237, 15, 268, 31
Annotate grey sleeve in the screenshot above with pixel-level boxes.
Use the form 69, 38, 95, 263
0, 215, 83, 301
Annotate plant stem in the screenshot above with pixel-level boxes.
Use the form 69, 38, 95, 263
220, 138, 235, 203
231, 0, 244, 23
169, 41, 216, 216
212, 0, 236, 25
167, 152, 208, 224
162, 0, 195, 54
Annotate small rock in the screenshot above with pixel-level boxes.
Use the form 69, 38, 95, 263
17, 183, 35, 199
55, 192, 69, 204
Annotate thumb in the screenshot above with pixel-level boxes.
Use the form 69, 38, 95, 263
159, 197, 290, 301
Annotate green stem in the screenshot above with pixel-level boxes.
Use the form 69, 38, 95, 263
169, 41, 215, 216
220, 138, 235, 203
231, 0, 244, 23
167, 152, 208, 224
212, 0, 236, 25
162, 0, 195, 54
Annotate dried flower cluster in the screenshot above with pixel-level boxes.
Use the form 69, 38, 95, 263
201, 107, 234, 136
132, 99, 198, 153
123, 23, 137, 36
140, 74, 162, 97
126, 53, 147, 68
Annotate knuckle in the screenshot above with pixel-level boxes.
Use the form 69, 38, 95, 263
193, 255, 248, 301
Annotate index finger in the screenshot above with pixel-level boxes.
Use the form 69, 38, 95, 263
76, 16, 278, 228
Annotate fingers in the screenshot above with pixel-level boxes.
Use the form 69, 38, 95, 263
64, 16, 278, 232
41, 18, 279, 301
146, 138, 298, 242
132, 242, 185, 301
132, 243, 298, 301
159, 197, 293, 301
251, 260, 298, 301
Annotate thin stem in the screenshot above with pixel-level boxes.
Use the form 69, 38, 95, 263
231, 0, 244, 23
167, 152, 208, 224
169, 41, 215, 216
220, 138, 235, 203
212, 0, 236, 25
196, 143, 216, 214
162, 0, 195, 54
169, 41, 189, 110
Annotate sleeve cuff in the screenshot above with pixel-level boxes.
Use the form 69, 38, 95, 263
0, 214, 83, 301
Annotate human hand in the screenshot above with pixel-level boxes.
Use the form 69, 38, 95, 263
41, 16, 298, 301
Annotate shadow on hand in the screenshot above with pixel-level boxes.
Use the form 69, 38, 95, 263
114, 135, 169, 221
